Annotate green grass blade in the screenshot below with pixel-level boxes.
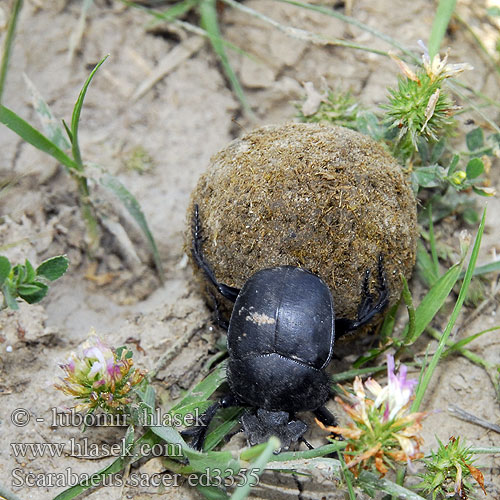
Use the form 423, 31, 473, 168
70, 55, 108, 167
428, 0, 457, 59
427, 326, 491, 370
199, 0, 250, 113
0, 104, 79, 170
23, 74, 71, 149
0, 0, 23, 104
399, 258, 464, 345
204, 407, 244, 451
331, 364, 387, 382
358, 470, 427, 500
459, 258, 500, 278
416, 239, 439, 288
339, 453, 356, 500
100, 173, 164, 282
168, 362, 227, 412
442, 325, 500, 359
231, 437, 280, 500
412, 208, 486, 412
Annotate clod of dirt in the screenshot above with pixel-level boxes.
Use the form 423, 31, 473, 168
187, 123, 418, 328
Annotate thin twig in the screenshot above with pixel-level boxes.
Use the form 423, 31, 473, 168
448, 404, 500, 433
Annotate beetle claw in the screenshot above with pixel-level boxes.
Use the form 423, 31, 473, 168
336, 254, 389, 335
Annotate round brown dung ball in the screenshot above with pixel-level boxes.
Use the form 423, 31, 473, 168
187, 123, 417, 331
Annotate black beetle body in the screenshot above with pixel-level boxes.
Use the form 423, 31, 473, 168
185, 205, 388, 451
227, 266, 333, 414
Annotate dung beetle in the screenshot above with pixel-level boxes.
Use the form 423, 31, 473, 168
185, 205, 388, 451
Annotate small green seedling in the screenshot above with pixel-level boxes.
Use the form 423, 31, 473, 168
417, 436, 486, 500
0, 255, 69, 310
0, 0, 164, 281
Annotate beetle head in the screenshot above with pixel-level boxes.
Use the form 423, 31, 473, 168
241, 409, 307, 453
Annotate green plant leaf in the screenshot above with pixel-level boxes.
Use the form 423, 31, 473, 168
355, 111, 384, 140
465, 259, 500, 277
447, 153, 459, 175
17, 282, 48, 303
203, 407, 244, 451
12, 263, 26, 285
137, 384, 156, 409
168, 362, 227, 415
442, 325, 500, 358
466, 127, 484, 151
428, 0, 457, 59
466, 157, 484, 179
0, 105, 79, 170
416, 240, 439, 288
431, 138, 446, 163
99, 173, 164, 282
332, 363, 387, 380
412, 165, 446, 188
400, 258, 464, 344
36, 255, 69, 281
70, 55, 108, 167
472, 185, 495, 197
0, 256, 11, 286
24, 259, 35, 282
230, 437, 279, 500
149, 423, 189, 449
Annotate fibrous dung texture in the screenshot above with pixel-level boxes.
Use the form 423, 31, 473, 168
188, 123, 417, 328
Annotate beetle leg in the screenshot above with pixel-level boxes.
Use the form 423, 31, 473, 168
207, 290, 229, 330
335, 254, 389, 337
192, 204, 240, 303
299, 437, 314, 450
314, 405, 338, 428
181, 393, 238, 451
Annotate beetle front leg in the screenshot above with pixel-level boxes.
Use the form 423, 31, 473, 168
335, 254, 389, 337
192, 204, 240, 303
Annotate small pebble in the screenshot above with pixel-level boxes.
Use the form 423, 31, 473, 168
6, 345, 13, 353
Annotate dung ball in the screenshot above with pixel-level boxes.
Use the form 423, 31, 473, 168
187, 123, 417, 330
